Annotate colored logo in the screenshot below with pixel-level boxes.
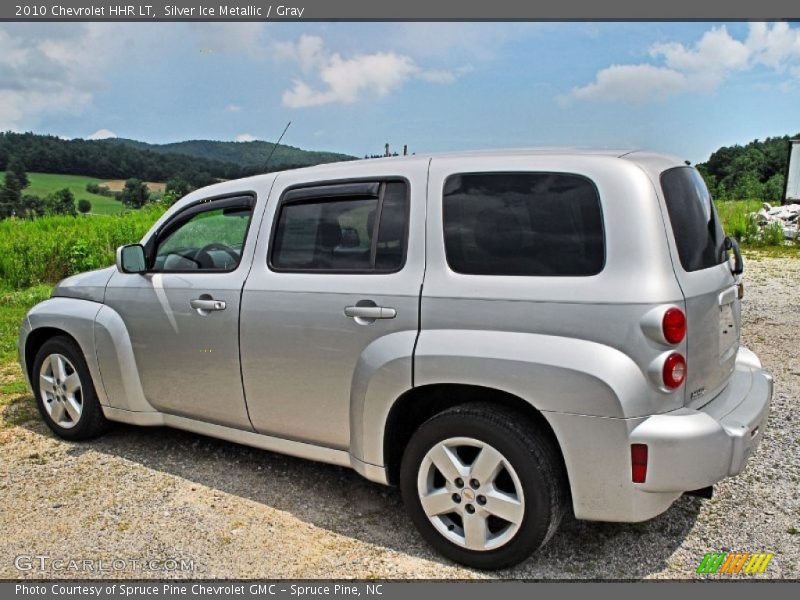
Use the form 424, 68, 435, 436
696, 552, 773, 574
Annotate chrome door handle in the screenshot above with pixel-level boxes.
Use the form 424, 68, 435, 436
190, 298, 226, 312
344, 306, 397, 319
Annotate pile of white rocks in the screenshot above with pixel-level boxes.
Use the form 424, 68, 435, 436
753, 202, 800, 240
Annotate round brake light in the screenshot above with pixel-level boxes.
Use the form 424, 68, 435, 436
663, 353, 687, 389
662, 308, 686, 344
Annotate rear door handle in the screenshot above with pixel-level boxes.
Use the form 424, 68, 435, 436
344, 306, 397, 319
190, 298, 227, 312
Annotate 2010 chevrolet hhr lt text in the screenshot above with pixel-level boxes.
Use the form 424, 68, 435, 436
18, 149, 772, 569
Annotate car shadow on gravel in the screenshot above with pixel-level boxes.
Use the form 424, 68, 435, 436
27, 419, 703, 578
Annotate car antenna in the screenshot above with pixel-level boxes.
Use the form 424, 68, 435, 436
264, 121, 291, 173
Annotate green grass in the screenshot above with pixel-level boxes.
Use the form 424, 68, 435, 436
1, 171, 124, 215
0, 287, 49, 429
0, 285, 51, 364
715, 199, 795, 251
0, 205, 165, 288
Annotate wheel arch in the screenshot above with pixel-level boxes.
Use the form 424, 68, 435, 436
24, 327, 77, 383
21, 298, 107, 405
382, 383, 569, 491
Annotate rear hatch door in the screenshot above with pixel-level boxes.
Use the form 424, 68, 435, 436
660, 166, 739, 408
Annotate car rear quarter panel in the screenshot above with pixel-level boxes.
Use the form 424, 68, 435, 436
417, 154, 686, 415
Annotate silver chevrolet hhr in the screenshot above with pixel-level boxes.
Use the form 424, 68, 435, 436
18, 149, 772, 569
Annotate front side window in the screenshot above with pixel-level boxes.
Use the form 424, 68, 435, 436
153, 200, 254, 272
443, 172, 605, 276
270, 181, 408, 272
660, 166, 726, 272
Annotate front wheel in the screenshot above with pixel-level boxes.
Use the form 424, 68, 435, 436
400, 403, 567, 570
31, 335, 109, 440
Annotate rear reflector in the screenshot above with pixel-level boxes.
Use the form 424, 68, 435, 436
631, 443, 648, 483
663, 353, 687, 389
662, 307, 686, 344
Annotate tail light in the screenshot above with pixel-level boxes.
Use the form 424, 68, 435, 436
663, 353, 687, 389
662, 308, 686, 344
631, 444, 648, 483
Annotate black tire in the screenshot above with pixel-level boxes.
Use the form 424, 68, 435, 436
31, 335, 109, 440
400, 403, 567, 570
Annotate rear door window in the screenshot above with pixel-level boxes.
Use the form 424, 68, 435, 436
660, 167, 726, 272
270, 181, 408, 273
442, 172, 605, 276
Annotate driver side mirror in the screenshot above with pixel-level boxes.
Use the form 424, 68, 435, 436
116, 244, 147, 274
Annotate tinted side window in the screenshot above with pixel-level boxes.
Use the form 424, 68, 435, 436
271, 181, 408, 272
443, 173, 604, 276
661, 167, 725, 272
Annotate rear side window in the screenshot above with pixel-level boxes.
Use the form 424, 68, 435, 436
442, 172, 605, 276
661, 167, 726, 272
270, 181, 408, 272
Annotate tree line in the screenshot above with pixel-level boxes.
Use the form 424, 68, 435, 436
697, 133, 797, 203
0, 155, 195, 219
0, 132, 301, 188
0, 157, 84, 218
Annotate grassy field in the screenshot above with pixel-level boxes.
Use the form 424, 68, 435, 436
1, 172, 166, 215
100, 179, 167, 194
1, 172, 123, 215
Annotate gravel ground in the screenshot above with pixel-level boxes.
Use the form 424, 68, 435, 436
1, 255, 798, 580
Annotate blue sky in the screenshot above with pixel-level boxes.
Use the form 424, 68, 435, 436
1, 21, 799, 163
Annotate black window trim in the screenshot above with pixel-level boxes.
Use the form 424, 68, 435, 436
267, 176, 410, 275
145, 191, 257, 275
441, 170, 607, 277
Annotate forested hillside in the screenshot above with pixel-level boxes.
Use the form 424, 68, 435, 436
697, 133, 797, 202
107, 138, 354, 169
0, 132, 353, 189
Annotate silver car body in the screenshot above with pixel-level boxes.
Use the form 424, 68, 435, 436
18, 149, 772, 522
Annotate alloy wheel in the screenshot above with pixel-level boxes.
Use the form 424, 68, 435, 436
416, 436, 525, 552
39, 353, 83, 429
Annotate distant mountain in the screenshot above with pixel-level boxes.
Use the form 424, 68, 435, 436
105, 138, 355, 169
0, 132, 356, 188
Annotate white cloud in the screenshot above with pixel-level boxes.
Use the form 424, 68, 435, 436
225, 104, 242, 112
570, 23, 800, 104
747, 22, 800, 75
277, 35, 463, 108
236, 133, 256, 142
569, 64, 688, 105
274, 34, 326, 72
87, 128, 117, 140
0, 24, 125, 130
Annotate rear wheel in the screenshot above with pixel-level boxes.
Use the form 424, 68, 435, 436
400, 403, 567, 569
32, 336, 109, 440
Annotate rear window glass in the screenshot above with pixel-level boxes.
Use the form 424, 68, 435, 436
442, 172, 605, 276
660, 167, 726, 272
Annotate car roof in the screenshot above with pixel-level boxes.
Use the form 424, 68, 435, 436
178, 147, 690, 204
285, 146, 688, 170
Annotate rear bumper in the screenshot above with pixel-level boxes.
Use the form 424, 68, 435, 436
630, 347, 772, 492
545, 347, 772, 522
